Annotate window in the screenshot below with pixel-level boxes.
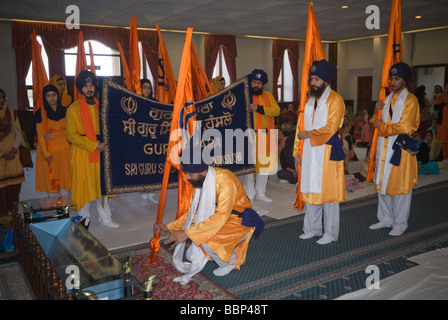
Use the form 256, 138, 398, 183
277, 50, 293, 102
212, 45, 230, 88
64, 40, 121, 77
139, 41, 154, 85
25, 36, 49, 108
26, 39, 153, 108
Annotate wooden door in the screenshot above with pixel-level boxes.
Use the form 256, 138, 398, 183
357, 76, 372, 114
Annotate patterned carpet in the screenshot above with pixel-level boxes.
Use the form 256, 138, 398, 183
0, 260, 33, 300
111, 245, 236, 300
198, 180, 448, 300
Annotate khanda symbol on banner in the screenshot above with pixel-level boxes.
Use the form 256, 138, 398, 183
121, 96, 138, 115
222, 91, 236, 110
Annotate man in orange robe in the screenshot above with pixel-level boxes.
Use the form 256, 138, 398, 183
294, 59, 347, 245
369, 62, 420, 236
242, 69, 280, 203
155, 144, 262, 284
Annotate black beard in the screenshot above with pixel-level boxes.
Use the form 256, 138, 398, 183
252, 86, 263, 96
310, 83, 326, 98
188, 176, 206, 188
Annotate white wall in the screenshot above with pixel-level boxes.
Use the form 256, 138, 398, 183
336, 28, 448, 113
410, 28, 448, 66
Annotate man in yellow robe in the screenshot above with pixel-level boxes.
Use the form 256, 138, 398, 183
242, 69, 280, 203
155, 143, 262, 284
294, 60, 347, 245
66, 70, 119, 229
369, 62, 420, 236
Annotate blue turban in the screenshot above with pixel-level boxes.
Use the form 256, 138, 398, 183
309, 59, 337, 83
75, 70, 98, 91
249, 69, 268, 85
180, 139, 208, 173
389, 62, 411, 83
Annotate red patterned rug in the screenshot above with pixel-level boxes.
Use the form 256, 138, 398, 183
112, 244, 236, 300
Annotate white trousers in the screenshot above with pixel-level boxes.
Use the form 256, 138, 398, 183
376, 191, 412, 231
47, 188, 70, 198
303, 202, 340, 241
78, 197, 112, 220
201, 243, 237, 268
200, 232, 249, 267
241, 173, 269, 199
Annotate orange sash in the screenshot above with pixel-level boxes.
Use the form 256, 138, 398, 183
79, 96, 100, 163
42, 106, 60, 190
435, 92, 447, 106
253, 92, 274, 153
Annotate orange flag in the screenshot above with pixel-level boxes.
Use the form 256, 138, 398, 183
293, 2, 325, 210
366, 0, 403, 182
129, 16, 142, 95
74, 31, 88, 100
191, 43, 214, 101
88, 41, 97, 76
150, 27, 196, 264
156, 24, 177, 104
31, 30, 49, 114
117, 42, 131, 89
31, 30, 59, 190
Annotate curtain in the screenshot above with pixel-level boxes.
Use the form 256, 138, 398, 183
14, 42, 32, 110
42, 40, 66, 77
12, 21, 157, 109
204, 34, 237, 83
272, 39, 299, 101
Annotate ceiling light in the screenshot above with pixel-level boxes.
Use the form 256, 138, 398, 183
415, 15, 422, 19
341, 5, 349, 9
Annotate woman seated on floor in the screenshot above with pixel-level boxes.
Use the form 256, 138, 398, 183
416, 129, 444, 175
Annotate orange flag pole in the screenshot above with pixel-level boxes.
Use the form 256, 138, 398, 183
31, 30, 49, 114
293, 2, 325, 210
156, 24, 177, 104
150, 27, 195, 264
129, 16, 142, 95
366, 0, 403, 182
74, 31, 88, 101
88, 41, 97, 76
191, 43, 214, 100
117, 42, 131, 89
31, 30, 59, 190
149, 160, 172, 263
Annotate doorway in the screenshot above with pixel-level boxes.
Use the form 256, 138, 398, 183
357, 76, 372, 115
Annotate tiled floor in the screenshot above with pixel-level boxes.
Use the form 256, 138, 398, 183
20, 150, 448, 251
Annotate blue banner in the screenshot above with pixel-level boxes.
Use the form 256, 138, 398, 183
100, 77, 255, 195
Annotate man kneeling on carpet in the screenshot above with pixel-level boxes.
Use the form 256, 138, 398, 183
155, 142, 264, 285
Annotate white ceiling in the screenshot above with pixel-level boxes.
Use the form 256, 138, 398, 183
1, 0, 447, 41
